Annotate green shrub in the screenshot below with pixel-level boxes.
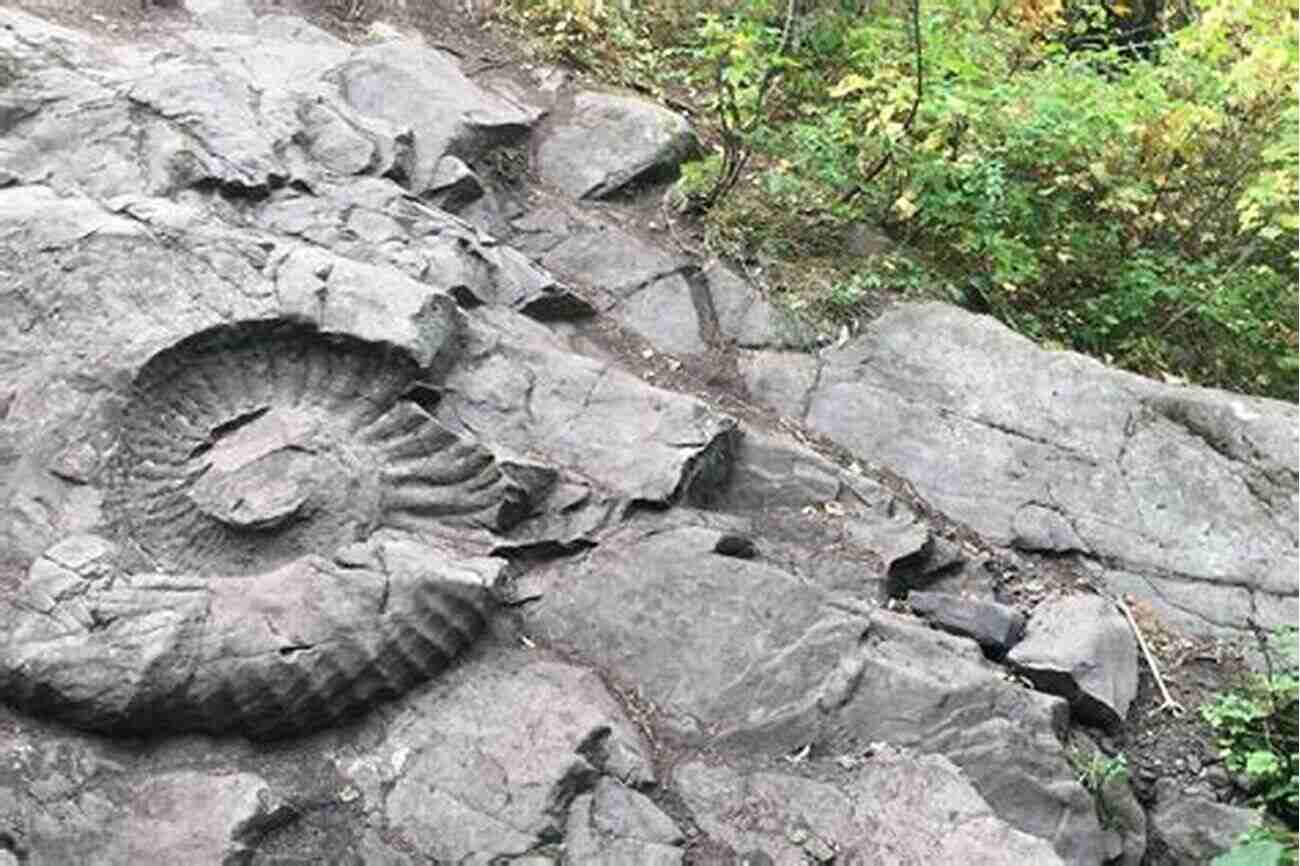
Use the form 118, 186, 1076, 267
681, 0, 1298, 400
1202, 626, 1299, 866
1201, 626, 1299, 823
510, 0, 1299, 401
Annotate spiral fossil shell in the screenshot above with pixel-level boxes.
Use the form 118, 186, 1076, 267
1, 318, 530, 738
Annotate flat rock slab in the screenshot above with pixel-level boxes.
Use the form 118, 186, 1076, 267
523, 517, 1108, 864
804, 302, 1299, 640
1007, 595, 1139, 729
539, 223, 711, 355
704, 263, 799, 350
343, 651, 656, 863
0, 8, 538, 199
1150, 782, 1267, 866
524, 518, 873, 743
676, 747, 1065, 866
565, 778, 685, 866
435, 307, 737, 504
909, 590, 1025, 658
535, 91, 696, 199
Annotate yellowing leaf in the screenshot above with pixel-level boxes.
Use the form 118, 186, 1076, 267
893, 194, 918, 220
828, 73, 870, 99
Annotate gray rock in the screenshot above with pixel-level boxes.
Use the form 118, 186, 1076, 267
435, 307, 737, 505
705, 264, 780, 349
0, 8, 538, 199
425, 154, 485, 212
0, 756, 286, 866
363, 653, 654, 863
909, 590, 1025, 657
805, 303, 1299, 639
564, 779, 683, 865
0, 8, 1272, 866
1150, 782, 1264, 865
2, 533, 499, 738
1007, 595, 1139, 729
524, 518, 872, 742
123, 771, 276, 865
618, 273, 709, 355
334, 39, 540, 194
718, 430, 843, 512
184, 0, 257, 32
676, 746, 1066, 866
509, 207, 576, 256
537, 224, 710, 352
738, 351, 818, 420
540, 224, 687, 303
256, 14, 348, 47
523, 518, 1107, 863
535, 91, 696, 199
715, 533, 759, 558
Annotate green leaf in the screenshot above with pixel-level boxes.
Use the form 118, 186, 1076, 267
1246, 751, 1282, 778
1211, 840, 1288, 866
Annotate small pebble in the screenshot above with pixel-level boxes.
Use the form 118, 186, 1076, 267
714, 534, 758, 559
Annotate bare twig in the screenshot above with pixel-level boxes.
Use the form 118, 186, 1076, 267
1114, 595, 1185, 717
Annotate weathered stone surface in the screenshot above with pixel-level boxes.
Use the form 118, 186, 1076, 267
676, 747, 1066, 866
805, 303, 1299, 639
564, 779, 684, 866
704, 263, 780, 349
1150, 782, 1265, 866
535, 91, 696, 199
123, 771, 276, 865
1007, 595, 1139, 729
909, 590, 1025, 658
618, 272, 709, 355
538, 223, 707, 350
425, 154, 486, 212
0, 722, 298, 866
2, 533, 498, 738
718, 430, 843, 512
343, 652, 655, 863
4, 6, 1290, 865
434, 307, 736, 504
524, 517, 871, 741
0, 7, 537, 199
334, 38, 539, 194
523, 517, 1107, 863
738, 351, 818, 419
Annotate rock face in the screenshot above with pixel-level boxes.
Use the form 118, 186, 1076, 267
1007, 595, 1139, 729
909, 590, 1025, 658
676, 747, 1067, 866
523, 516, 1110, 864
0, 4, 1293, 865
803, 303, 1299, 640
565, 779, 685, 865
1150, 782, 1267, 865
534, 90, 697, 199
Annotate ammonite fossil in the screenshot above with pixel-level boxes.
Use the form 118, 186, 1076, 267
0, 317, 535, 738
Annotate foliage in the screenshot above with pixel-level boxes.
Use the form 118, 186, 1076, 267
1213, 826, 1298, 866
508, 0, 1298, 401
1201, 626, 1300, 824
1066, 747, 1130, 829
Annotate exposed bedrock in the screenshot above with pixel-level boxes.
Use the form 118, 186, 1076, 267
803, 302, 1299, 639
0, 185, 737, 738
523, 515, 1110, 865
0, 4, 1292, 865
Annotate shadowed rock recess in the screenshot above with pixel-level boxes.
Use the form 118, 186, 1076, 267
0, 4, 1295, 865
